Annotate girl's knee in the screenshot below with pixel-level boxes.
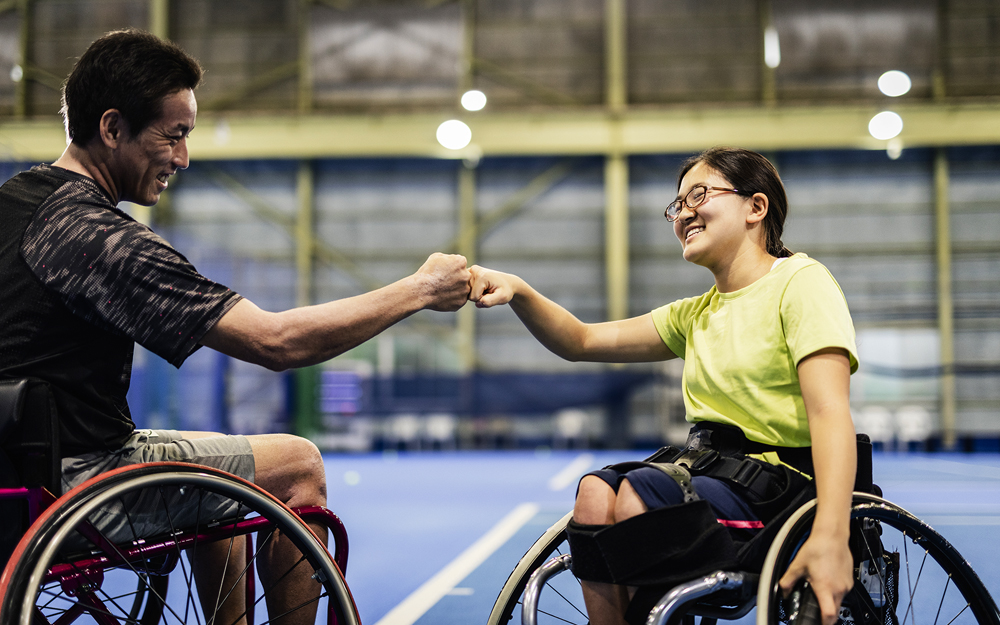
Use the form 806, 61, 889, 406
614, 478, 648, 522
574, 476, 617, 525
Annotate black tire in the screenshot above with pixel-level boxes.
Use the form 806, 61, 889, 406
488, 511, 590, 625
0, 462, 360, 625
757, 493, 1000, 625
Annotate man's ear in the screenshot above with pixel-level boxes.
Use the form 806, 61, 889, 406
747, 192, 769, 225
98, 109, 127, 149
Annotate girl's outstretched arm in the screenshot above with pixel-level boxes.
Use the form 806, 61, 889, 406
469, 265, 674, 363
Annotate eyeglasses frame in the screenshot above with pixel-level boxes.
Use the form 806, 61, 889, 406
665, 185, 742, 222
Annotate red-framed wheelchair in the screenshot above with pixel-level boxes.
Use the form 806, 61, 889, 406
0, 378, 361, 625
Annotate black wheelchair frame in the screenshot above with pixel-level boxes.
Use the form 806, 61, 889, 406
489, 448, 1000, 625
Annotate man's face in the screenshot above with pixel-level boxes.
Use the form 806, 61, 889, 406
115, 89, 196, 206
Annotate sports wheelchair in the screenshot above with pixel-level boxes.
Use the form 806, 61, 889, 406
489, 441, 1000, 625
0, 378, 361, 625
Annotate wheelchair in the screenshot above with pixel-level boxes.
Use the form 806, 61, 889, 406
488, 443, 1000, 625
0, 378, 361, 625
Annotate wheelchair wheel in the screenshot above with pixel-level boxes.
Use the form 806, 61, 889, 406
488, 511, 590, 625
0, 462, 360, 625
757, 493, 1000, 625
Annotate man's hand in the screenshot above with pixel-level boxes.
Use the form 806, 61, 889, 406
415, 253, 472, 312
468, 265, 520, 308
778, 531, 854, 625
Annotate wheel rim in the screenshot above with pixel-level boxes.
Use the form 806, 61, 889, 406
12, 470, 357, 625
759, 494, 1000, 625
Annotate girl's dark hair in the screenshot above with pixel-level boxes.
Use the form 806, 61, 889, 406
61, 29, 203, 145
677, 146, 793, 258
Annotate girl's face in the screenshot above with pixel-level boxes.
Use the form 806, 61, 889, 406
672, 162, 752, 269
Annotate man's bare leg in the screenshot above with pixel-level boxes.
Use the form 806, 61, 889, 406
190, 537, 248, 625
249, 434, 329, 625
178, 431, 250, 624
178, 431, 328, 625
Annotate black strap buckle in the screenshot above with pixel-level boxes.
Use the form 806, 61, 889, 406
732, 459, 764, 488
675, 448, 720, 473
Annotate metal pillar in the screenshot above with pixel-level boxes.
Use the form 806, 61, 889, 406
604, 0, 629, 324
14, 0, 30, 119
456, 0, 478, 373
460, 0, 476, 97
605, 0, 626, 115
149, 0, 169, 39
298, 0, 313, 114
294, 160, 319, 436
759, 0, 777, 106
296, 160, 315, 307
605, 155, 629, 322
457, 164, 478, 372
934, 149, 956, 449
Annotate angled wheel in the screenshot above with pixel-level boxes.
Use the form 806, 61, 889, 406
488, 511, 591, 625
0, 462, 360, 625
757, 493, 1000, 625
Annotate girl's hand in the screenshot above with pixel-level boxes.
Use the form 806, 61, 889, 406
468, 265, 520, 308
778, 531, 853, 625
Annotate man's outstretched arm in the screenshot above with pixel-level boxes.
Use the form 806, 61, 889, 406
201, 253, 470, 371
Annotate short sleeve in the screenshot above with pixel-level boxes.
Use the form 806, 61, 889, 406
22, 187, 242, 367
650, 291, 713, 360
780, 263, 859, 373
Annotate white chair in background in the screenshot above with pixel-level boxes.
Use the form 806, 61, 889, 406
854, 405, 896, 449
896, 405, 934, 450
423, 413, 458, 450
553, 408, 588, 450
384, 413, 422, 450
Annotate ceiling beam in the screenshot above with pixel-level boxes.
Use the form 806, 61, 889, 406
3, 102, 1000, 162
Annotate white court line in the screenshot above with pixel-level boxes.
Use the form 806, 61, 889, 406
373, 502, 540, 625
548, 453, 595, 491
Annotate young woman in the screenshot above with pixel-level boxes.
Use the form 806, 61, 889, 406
468, 147, 858, 625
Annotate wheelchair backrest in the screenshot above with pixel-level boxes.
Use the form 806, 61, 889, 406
0, 378, 60, 492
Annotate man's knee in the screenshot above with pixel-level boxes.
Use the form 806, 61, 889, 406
249, 434, 327, 506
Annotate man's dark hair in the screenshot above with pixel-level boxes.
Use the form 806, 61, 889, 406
61, 28, 203, 145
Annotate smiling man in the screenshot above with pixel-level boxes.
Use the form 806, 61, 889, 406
0, 28, 470, 623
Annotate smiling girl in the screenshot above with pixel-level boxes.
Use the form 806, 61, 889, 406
468, 147, 859, 625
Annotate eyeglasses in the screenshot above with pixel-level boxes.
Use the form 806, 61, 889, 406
665, 184, 741, 222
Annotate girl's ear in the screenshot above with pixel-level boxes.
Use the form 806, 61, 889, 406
747, 192, 769, 225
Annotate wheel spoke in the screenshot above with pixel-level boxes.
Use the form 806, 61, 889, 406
932, 574, 951, 625
156, 486, 203, 625
14, 467, 358, 625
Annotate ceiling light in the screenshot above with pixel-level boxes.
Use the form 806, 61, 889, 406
436, 120, 472, 150
878, 70, 911, 97
461, 90, 487, 111
764, 26, 781, 69
869, 111, 903, 141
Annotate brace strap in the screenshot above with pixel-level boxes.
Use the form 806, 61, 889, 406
565, 501, 739, 586
603, 460, 700, 503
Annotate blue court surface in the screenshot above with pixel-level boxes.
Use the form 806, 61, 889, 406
322, 451, 1000, 625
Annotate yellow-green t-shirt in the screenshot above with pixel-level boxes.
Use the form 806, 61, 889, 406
651, 253, 858, 448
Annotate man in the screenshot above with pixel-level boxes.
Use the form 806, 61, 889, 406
0, 28, 470, 622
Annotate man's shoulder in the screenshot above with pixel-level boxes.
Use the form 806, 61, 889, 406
4, 164, 117, 218
1, 165, 71, 208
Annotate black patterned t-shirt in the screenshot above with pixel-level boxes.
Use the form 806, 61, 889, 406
0, 164, 242, 454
